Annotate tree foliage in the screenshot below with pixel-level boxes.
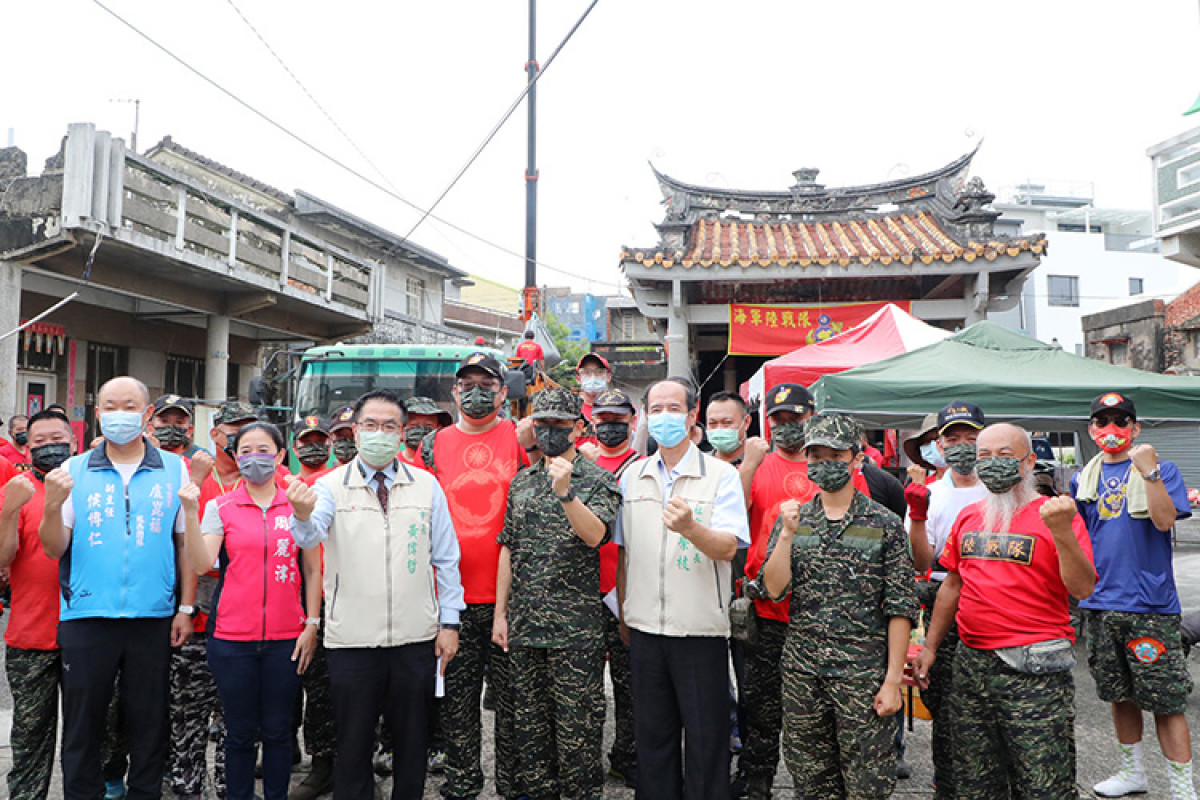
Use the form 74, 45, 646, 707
544, 312, 590, 389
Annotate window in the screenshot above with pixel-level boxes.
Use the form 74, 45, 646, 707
406, 277, 425, 318
1129, 277, 1144, 295
1046, 275, 1079, 307
165, 355, 205, 398
1109, 341, 1128, 365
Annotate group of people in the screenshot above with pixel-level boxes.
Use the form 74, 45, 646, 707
0, 348, 1197, 800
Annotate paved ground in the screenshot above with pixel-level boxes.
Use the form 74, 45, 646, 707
6, 521, 1200, 798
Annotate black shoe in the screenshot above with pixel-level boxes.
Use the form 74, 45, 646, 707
289, 756, 333, 800
896, 758, 911, 779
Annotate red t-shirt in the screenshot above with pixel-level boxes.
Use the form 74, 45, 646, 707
0, 440, 25, 468
515, 340, 544, 362
427, 421, 528, 604
942, 495, 1094, 650
399, 449, 428, 472
747, 453, 871, 621
594, 449, 641, 594
5, 478, 59, 650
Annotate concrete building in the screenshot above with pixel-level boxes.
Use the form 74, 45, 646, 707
988, 183, 1193, 354
619, 147, 1045, 395
0, 123, 464, 439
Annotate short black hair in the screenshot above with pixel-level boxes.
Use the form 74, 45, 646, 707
643, 377, 698, 411
27, 410, 71, 434
231, 421, 285, 452
524, 329, 535, 338
353, 388, 407, 421
707, 391, 748, 416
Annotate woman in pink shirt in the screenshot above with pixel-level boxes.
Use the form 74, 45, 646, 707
180, 422, 321, 800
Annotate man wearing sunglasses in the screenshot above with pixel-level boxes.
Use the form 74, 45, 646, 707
1071, 392, 1196, 800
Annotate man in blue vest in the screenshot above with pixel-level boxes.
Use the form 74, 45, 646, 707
40, 376, 193, 800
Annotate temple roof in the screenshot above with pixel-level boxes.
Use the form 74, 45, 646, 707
623, 213, 1046, 270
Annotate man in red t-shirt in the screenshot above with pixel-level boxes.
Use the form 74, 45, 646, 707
914, 423, 1096, 799
0, 409, 73, 800
588, 388, 640, 786
294, 415, 334, 486
401, 396, 452, 473
0, 413, 29, 467
575, 353, 612, 449
423, 352, 535, 800
737, 384, 870, 798
514, 330, 544, 370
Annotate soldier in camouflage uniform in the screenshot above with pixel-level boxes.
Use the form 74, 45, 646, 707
760, 413, 917, 800
493, 387, 621, 800
169, 633, 226, 800
913, 423, 1096, 800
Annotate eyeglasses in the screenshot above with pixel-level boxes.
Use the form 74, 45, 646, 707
1093, 415, 1132, 427
456, 380, 500, 392
357, 421, 402, 434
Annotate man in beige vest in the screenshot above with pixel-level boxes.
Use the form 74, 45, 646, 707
614, 377, 750, 800
288, 388, 465, 800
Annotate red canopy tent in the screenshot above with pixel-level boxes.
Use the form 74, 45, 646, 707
742, 303, 949, 400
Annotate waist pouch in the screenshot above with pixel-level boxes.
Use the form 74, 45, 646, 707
994, 637, 1076, 675
729, 595, 758, 646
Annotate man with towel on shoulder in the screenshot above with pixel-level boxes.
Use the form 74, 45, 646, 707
1072, 391, 1197, 800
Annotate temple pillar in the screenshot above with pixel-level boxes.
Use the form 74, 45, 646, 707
665, 280, 690, 377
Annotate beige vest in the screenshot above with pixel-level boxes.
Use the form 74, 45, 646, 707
319, 462, 439, 648
621, 448, 733, 637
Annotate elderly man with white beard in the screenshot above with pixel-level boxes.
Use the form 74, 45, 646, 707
912, 423, 1096, 800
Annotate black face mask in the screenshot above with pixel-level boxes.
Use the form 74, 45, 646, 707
153, 425, 190, 451
405, 425, 433, 452
535, 425, 574, 458
14, 432, 28, 447
295, 442, 330, 468
331, 439, 358, 464
30, 442, 72, 479
595, 421, 630, 448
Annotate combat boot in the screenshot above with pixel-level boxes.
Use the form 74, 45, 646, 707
289, 756, 334, 800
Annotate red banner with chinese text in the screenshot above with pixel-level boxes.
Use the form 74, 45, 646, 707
728, 301, 912, 355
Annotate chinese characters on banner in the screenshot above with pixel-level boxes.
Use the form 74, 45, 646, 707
727, 300, 912, 355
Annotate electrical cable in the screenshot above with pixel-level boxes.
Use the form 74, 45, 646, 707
90, 0, 622, 290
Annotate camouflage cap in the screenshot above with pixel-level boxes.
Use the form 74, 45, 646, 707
802, 412, 861, 453
213, 401, 259, 426
405, 395, 453, 427
329, 405, 356, 432
531, 386, 582, 421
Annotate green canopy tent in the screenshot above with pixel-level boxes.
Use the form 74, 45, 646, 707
811, 322, 1200, 478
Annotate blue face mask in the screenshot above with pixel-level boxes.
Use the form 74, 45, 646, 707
919, 441, 947, 469
100, 411, 145, 445
648, 412, 689, 449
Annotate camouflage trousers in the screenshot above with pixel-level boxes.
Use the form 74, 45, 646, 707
169, 634, 226, 797
1084, 609, 1193, 715
740, 616, 787, 788
510, 645, 606, 800
918, 580, 959, 800
953, 642, 1076, 800
602, 612, 635, 773
6, 646, 60, 800
441, 603, 516, 799
300, 636, 336, 758
782, 670, 897, 800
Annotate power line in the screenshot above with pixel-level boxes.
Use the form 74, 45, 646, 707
89, 0, 622, 290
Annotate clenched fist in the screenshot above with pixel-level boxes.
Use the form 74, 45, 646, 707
1038, 494, 1077, 538
285, 474, 318, 521
547, 456, 573, 498
1130, 444, 1158, 477
3, 474, 36, 512
44, 467, 74, 508
743, 436, 770, 467
178, 481, 201, 513
189, 450, 215, 487
778, 499, 802, 536
663, 496, 698, 538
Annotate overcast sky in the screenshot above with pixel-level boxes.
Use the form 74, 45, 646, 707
5, 1, 1200, 297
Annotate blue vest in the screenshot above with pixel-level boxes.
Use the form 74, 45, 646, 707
60, 443, 183, 620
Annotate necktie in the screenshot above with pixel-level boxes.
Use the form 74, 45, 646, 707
374, 472, 389, 511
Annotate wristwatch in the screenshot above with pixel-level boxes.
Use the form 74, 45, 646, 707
556, 487, 576, 503
441, 623, 462, 631
304, 617, 321, 626
1142, 467, 1163, 483
524, 444, 540, 453
177, 605, 196, 616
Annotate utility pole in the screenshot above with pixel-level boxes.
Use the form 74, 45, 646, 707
521, 0, 540, 323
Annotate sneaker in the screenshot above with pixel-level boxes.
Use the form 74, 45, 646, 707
1095, 771, 1149, 797
373, 750, 393, 778
427, 749, 447, 774
105, 780, 127, 800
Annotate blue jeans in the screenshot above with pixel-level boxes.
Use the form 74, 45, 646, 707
207, 638, 301, 800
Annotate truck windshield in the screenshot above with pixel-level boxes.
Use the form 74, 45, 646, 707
295, 359, 457, 420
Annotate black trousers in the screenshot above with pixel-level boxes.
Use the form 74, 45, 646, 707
629, 629, 730, 800
326, 640, 436, 800
59, 617, 173, 800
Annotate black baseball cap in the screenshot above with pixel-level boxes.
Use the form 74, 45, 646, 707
456, 352, 505, 381
937, 402, 985, 434
1091, 392, 1137, 421
153, 394, 194, 419
295, 415, 331, 437
765, 384, 814, 416
593, 389, 635, 415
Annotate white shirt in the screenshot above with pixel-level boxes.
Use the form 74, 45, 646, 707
906, 472, 989, 580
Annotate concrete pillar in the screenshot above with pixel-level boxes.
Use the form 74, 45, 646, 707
0, 262, 20, 419
964, 272, 988, 326
206, 314, 230, 403
665, 280, 690, 378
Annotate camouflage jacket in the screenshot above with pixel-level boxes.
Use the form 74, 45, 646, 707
499, 454, 621, 649
762, 490, 918, 678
